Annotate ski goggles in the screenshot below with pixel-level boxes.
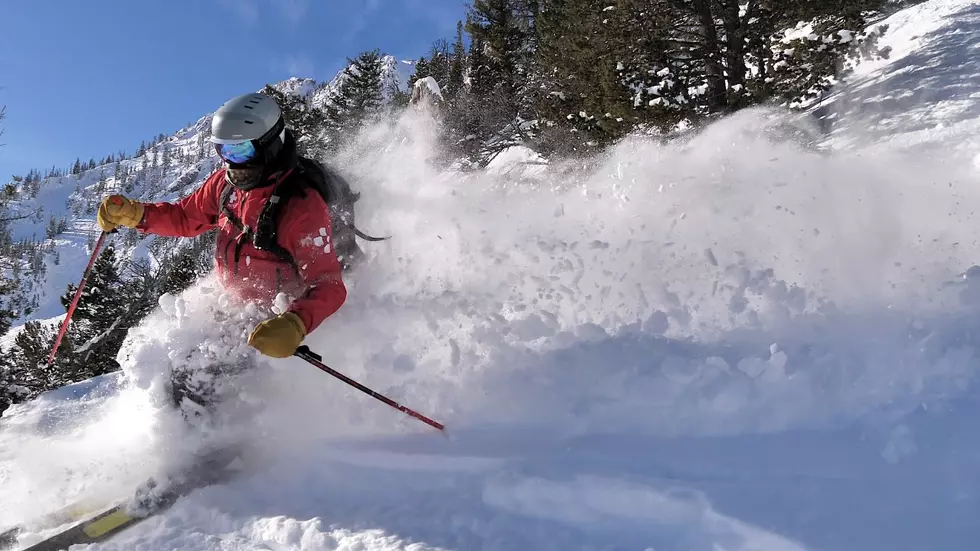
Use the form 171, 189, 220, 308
215, 140, 258, 164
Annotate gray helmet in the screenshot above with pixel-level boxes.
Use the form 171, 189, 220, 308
211, 93, 283, 144
211, 93, 290, 190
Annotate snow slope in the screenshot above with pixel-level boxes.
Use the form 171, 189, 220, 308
823, 0, 980, 157
4, 1, 980, 550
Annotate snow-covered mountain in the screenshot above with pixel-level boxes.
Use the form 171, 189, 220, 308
4, 1, 980, 550
276, 54, 406, 110
313, 54, 406, 107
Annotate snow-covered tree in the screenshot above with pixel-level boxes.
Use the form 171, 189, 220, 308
161, 247, 201, 296
58, 245, 127, 378
0, 343, 34, 416
45, 215, 59, 240
8, 320, 56, 397
0, 277, 16, 337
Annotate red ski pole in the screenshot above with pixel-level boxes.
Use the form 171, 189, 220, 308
46, 230, 112, 367
294, 345, 446, 433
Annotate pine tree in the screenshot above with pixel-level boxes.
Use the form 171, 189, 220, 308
160, 142, 171, 175
58, 245, 127, 377
532, 0, 636, 151
408, 57, 430, 90
261, 85, 329, 157
0, 277, 17, 337
196, 130, 209, 161
749, 0, 890, 105
391, 88, 412, 109
0, 340, 43, 415
466, 1, 516, 115
428, 39, 452, 88
444, 34, 495, 160
95, 170, 108, 194
45, 215, 59, 240
9, 321, 56, 396
597, 0, 891, 127
446, 21, 467, 101
0, 345, 14, 415
328, 49, 386, 139
161, 248, 200, 296
463, 0, 538, 158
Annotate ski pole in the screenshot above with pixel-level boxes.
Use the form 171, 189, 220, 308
47, 230, 112, 367
294, 345, 446, 433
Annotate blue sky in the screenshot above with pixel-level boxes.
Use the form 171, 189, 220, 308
0, 0, 469, 180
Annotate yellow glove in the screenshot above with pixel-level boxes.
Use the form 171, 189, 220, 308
97, 195, 144, 232
248, 311, 307, 358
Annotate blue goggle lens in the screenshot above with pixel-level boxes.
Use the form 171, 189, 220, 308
216, 141, 257, 164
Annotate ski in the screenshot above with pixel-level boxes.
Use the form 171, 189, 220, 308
7, 448, 243, 551
0, 498, 110, 550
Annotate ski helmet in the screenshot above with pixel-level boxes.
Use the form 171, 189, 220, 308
210, 93, 286, 170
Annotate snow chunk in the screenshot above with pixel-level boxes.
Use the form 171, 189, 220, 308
158, 293, 177, 316
174, 297, 186, 319
272, 292, 292, 315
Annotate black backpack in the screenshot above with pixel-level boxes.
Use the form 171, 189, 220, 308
218, 157, 388, 273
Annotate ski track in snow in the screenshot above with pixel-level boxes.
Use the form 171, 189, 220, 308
5, 1, 980, 549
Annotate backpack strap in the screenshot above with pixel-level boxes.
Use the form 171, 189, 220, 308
218, 182, 243, 232
217, 169, 298, 274
218, 160, 389, 275
217, 178, 250, 272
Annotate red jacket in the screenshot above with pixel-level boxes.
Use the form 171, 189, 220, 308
136, 168, 346, 334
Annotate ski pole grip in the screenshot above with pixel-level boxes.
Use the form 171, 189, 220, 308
294, 345, 321, 362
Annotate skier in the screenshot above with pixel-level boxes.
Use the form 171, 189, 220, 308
96, 92, 353, 421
